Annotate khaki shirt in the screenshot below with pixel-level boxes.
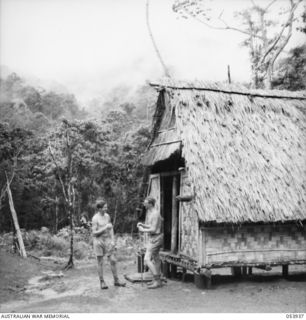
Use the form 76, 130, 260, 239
92, 213, 112, 240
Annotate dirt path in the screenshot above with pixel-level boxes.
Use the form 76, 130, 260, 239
0, 251, 306, 313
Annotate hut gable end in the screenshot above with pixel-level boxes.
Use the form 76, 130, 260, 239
142, 90, 181, 166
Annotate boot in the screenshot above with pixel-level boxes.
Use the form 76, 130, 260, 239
147, 276, 166, 285
147, 275, 162, 289
100, 280, 108, 290
114, 278, 126, 287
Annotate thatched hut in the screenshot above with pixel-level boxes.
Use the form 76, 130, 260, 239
141, 80, 306, 286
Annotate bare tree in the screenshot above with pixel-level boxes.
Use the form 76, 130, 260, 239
146, 0, 172, 78
48, 121, 79, 270
173, 0, 303, 88
1, 152, 27, 258
6, 172, 27, 258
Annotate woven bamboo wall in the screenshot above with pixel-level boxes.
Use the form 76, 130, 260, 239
179, 170, 198, 259
201, 223, 306, 267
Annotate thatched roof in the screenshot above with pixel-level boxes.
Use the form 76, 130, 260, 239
142, 88, 182, 166
143, 80, 306, 224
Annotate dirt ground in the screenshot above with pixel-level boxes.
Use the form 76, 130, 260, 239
0, 249, 305, 313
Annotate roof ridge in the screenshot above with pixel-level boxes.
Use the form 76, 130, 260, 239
149, 83, 306, 100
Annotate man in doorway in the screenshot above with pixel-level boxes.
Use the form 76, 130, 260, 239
137, 196, 163, 289
92, 199, 126, 289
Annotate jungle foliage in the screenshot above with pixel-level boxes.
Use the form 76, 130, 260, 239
0, 72, 156, 235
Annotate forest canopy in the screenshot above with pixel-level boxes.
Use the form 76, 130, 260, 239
0, 72, 156, 235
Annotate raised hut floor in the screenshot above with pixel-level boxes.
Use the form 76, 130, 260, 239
159, 251, 213, 289
138, 250, 306, 290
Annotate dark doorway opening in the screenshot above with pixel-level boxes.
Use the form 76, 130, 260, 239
161, 174, 180, 251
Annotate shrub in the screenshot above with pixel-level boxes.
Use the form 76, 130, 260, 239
1, 230, 142, 261
74, 241, 92, 259
23, 230, 40, 249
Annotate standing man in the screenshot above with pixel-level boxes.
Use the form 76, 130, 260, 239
137, 196, 163, 289
92, 199, 126, 289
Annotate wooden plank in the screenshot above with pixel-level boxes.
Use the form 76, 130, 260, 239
160, 171, 180, 177
171, 175, 178, 253
146, 174, 161, 245
207, 248, 306, 256
199, 228, 203, 266
178, 181, 181, 254
178, 170, 186, 255
160, 176, 165, 248
202, 229, 207, 266
150, 140, 181, 148
157, 127, 176, 134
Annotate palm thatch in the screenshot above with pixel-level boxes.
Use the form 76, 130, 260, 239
144, 80, 306, 224
142, 88, 181, 165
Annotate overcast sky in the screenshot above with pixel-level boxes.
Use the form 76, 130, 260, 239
0, 0, 305, 103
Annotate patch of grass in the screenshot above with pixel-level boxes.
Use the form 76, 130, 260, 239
0, 230, 141, 262
74, 241, 91, 260
0, 249, 51, 303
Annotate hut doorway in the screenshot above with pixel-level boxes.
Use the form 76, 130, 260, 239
161, 173, 180, 252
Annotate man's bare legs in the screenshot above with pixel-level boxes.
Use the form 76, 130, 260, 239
109, 254, 126, 287
97, 256, 108, 289
97, 255, 125, 288
144, 252, 162, 289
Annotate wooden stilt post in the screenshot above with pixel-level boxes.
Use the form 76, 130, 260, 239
182, 268, 187, 282
206, 276, 212, 289
162, 261, 170, 278
6, 180, 27, 258
282, 265, 289, 278
248, 267, 253, 275
171, 176, 178, 253
242, 266, 247, 276
170, 264, 177, 278
231, 266, 242, 277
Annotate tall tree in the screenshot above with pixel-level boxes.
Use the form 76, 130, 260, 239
173, 0, 303, 88
272, 44, 306, 90
47, 120, 88, 269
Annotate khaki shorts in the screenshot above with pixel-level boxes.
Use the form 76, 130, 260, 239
93, 237, 115, 257
144, 234, 163, 263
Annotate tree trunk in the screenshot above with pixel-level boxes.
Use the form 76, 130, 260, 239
65, 204, 74, 270
113, 198, 118, 230
55, 196, 59, 233
69, 205, 74, 265
77, 188, 81, 226
6, 182, 27, 258
65, 140, 74, 270
265, 67, 272, 89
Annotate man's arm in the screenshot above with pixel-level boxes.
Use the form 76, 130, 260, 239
110, 227, 115, 245
138, 213, 158, 233
137, 222, 150, 229
92, 218, 112, 237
